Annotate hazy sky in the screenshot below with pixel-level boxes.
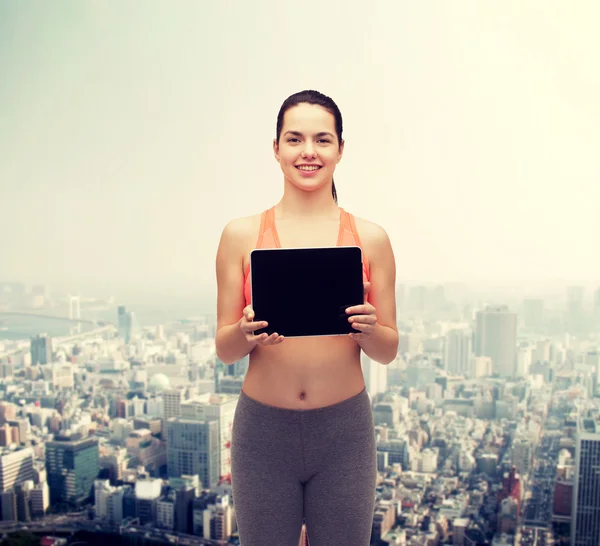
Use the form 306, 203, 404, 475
1, 1, 598, 297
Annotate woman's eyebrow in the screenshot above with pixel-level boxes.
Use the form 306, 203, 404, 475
283, 130, 335, 138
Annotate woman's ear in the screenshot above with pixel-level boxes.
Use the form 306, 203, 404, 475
273, 139, 280, 163
337, 139, 345, 163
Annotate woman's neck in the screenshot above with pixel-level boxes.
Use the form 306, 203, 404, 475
277, 184, 339, 219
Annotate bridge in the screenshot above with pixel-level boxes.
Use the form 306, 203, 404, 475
0, 311, 98, 324
0, 325, 117, 361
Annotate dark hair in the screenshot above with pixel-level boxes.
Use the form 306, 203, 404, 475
276, 90, 343, 204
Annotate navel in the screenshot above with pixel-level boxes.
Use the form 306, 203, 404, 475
298, 391, 306, 401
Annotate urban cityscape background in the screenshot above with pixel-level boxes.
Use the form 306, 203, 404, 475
0, 282, 599, 545
2, 1, 598, 545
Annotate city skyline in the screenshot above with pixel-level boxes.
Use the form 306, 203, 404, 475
1, 2, 599, 291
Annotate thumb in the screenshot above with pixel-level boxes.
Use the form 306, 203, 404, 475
364, 282, 371, 296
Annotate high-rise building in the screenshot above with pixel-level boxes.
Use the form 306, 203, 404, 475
498, 466, 522, 514
94, 479, 113, 520
220, 355, 248, 378
135, 479, 162, 525
163, 388, 187, 421
445, 329, 472, 376
180, 394, 237, 482
166, 418, 219, 490
0, 490, 17, 521
553, 463, 574, 522
0, 448, 34, 493
30, 334, 52, 365
361, 354, 388, 399
117, 306, 135, 344
117, 305, 126, 333
29, 481, 50, 517
474, 306, 517, 378
45, 434, 99, 505
157, 493, 175, 529
172, 483, 196, 534
571, 417, 600, 545
584, 351, 600, 393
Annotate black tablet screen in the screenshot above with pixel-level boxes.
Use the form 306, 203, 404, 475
250, 246, 365, 337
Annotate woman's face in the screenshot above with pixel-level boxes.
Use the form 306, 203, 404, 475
274, 103, 344, 194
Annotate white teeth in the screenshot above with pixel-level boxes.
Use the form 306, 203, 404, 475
298, 166, 320, 171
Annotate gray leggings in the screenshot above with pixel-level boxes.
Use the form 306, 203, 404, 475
231, 387, 377, 546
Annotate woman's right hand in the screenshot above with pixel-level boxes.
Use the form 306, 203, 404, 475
239, 305, 284, 346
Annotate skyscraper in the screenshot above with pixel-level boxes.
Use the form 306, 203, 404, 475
474, 306, 517, 378
361, 353, 388, 399
163, 388, 186, 421
179, 394, 237, 482
45, 434, 99, 506
572, 417, 600, 545
117, 306, 127, 338
0, 448, 34, 493
166, 418, 219, 490
117, 305, 135, 344
445, 329, 472, 376
30, 334, 52, 365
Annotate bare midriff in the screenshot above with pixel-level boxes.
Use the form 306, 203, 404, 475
240, 238, 367, 410
242, 337, 366, 409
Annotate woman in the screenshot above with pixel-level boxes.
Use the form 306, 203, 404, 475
215, 90, 398, 546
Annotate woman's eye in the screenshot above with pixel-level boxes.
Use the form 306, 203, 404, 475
287, 138, 300, 143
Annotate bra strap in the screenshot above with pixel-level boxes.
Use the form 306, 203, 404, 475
348, 212, 364, 249
255, 209, 268, 248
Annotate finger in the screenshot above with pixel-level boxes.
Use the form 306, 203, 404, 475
348, 315, 376, 325
241, 321, 266, 335
346, 305, 374, 316
245, 320, 268, 331
351, 322, 375, 334
350, 322, 367, 331
263, 333, 282, 345
364, 282, 371, 296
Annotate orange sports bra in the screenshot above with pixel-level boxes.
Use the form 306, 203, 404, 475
243, 206, 370, 307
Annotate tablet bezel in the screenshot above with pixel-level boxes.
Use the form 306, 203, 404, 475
249, 245, 365, 338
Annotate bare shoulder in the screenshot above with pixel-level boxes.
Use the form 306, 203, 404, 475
220, 213, 262, 247
353, 215, 391, 249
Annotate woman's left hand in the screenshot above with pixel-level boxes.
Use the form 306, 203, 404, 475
346, 282, 377, 340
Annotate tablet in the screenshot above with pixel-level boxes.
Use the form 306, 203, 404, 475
250, 246, 365, 338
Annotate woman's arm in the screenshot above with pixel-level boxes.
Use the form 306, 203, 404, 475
355, 221, 398, 364
215, 218, 258, 365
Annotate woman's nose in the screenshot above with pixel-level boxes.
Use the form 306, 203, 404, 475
301, 144, 316, 158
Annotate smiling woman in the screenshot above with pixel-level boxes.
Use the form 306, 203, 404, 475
215, 89, 398, 546
274, 91, 344, 204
